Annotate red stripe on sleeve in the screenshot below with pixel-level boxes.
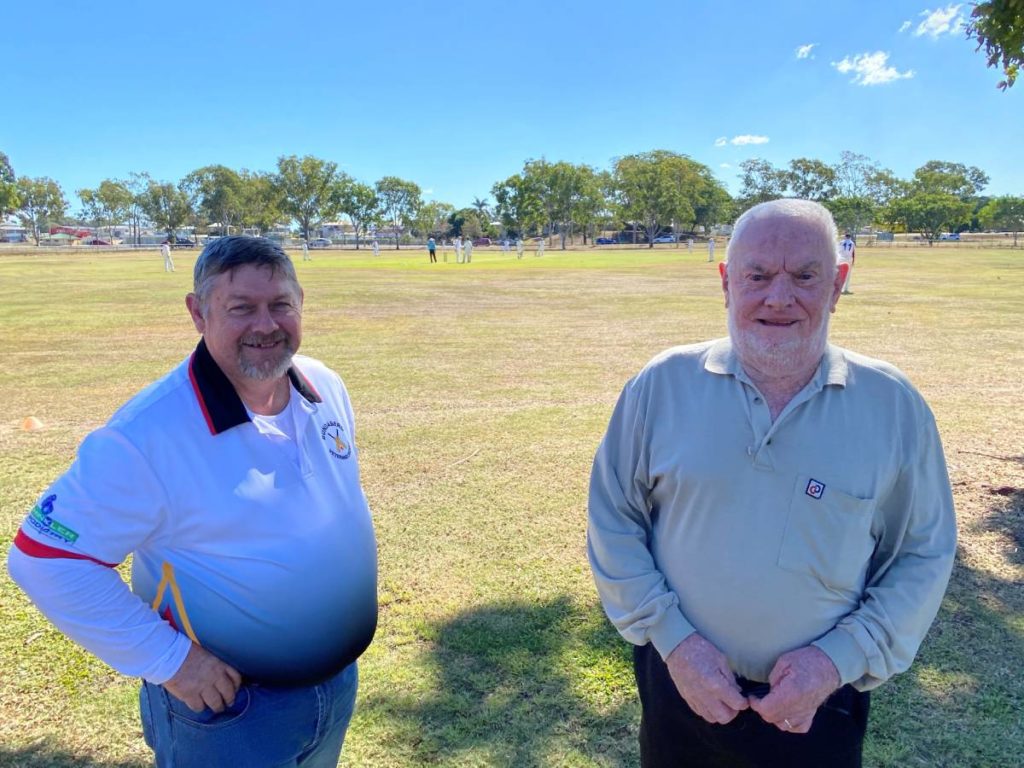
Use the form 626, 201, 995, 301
14, 530, 118, 568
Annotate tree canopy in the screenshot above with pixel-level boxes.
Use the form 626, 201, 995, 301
414, 200, 455, 239
520, 159, 605, 249
612, 151, 715, 247
335, 179, 379, 248
978, 195, 1024, 245
736, 159, 789, 214
966, 0, 1024, 89
1, 151, 20, 219
181, 166, 244, 235
889, 192, 973, 244
275, 155, 341, 241
491, 174, 544, 238
78, 180, 132, 240
140, 181, 191, 237
16, 177, 67, 243
375, 176, 422, 249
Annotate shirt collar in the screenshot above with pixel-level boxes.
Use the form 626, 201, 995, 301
188, 338, 322, 436
704, 337, 848, 389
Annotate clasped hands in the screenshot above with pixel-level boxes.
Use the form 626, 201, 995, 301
665, 633, 840, 734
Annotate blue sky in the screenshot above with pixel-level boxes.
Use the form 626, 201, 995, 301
1, 0, 1020, 212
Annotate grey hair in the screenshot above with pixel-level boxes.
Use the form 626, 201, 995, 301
192, 236, 300, 314
724, 199, 839, 276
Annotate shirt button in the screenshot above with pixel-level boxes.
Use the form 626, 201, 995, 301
753, 397, 762, 403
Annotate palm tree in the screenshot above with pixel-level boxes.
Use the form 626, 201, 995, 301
471, 196, 490, 220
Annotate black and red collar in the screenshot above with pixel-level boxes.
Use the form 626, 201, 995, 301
187, 338, 322, 436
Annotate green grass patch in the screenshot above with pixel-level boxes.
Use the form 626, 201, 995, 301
1, 245, 1021, 767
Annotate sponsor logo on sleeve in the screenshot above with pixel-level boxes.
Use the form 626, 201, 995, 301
805, 479, 826, 500
27, 494, 80, 543
320, 420, 352, 460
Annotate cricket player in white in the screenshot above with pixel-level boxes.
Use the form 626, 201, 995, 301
161, 242, 175, 273
839, 234, 856, 294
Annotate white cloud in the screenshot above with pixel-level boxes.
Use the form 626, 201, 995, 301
423, 188, 434, 195
719, 163, 732, 169
914, 4, 965, 38
795, 43, 817, 59
715, 134, 770, 147
899, 20, 912, 33
832, 51, 915, 85
731, 135, 770, 146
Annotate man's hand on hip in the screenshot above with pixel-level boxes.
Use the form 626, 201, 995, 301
163, 642, 242, 713
665, 634, 749, 725
748, 645, 840, 733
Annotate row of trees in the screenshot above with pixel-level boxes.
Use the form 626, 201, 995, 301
736, 152, 1024, 246
1, 150, 730, 250
3, 149, 1023, 248
0, 152, 428, 250
490, 152, 731, 248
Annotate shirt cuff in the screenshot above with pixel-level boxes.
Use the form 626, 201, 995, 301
142, 631, 194, 685
648, 609, 697, 661
812, 627, 868, 687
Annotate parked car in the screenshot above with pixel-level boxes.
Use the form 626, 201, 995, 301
171, 237, 196, 248
596, 237, 617, 245
472, 237, 491, 246
938, 232, 960, 241
84, 238, 111, 246
308, 238, 333, 248
653, 234, 678, 243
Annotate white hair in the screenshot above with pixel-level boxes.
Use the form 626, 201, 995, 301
725, 199, 839, 276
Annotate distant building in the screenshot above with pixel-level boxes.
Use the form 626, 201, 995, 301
320, 220, 356, 242
1, 223, 29, 242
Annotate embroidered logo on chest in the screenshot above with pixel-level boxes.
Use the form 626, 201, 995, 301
320, 420, 352, 460
805, 479, 826, 499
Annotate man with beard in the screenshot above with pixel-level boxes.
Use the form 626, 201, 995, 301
8, 236, 378, 768
587, 199, 955, 767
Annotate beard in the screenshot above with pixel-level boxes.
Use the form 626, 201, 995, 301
237, 332, 296, 381
727, 310, 830, 380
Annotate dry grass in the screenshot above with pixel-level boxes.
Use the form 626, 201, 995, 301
0, 244, 1021, 767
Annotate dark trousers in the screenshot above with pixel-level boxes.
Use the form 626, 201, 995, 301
633, 643, 870, 768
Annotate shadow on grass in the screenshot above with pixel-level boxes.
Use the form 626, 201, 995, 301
865, 486, 1024, 767
977, 484, 1023, 566
361, 596, 639, 767
0, 741, 147, 768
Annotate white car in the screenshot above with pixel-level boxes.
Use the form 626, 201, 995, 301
653, 234, 677, 243
308, 238, 333, 248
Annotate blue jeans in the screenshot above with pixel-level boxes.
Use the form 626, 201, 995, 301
140, 663, 357, 768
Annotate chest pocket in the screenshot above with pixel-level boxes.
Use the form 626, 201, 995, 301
777, 474, 876, 591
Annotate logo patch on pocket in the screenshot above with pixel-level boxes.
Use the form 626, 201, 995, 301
805, 479, 826, 499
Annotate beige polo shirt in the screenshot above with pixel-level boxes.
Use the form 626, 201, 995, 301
587, 338, 956, 690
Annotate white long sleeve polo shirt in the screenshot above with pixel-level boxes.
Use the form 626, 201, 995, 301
9, 339, 377, 686
587, 338, 956, 690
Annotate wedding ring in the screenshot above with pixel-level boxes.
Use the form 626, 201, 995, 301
783, 718, 792, 730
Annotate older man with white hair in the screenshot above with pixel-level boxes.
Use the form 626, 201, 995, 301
588, 199, 956, 767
